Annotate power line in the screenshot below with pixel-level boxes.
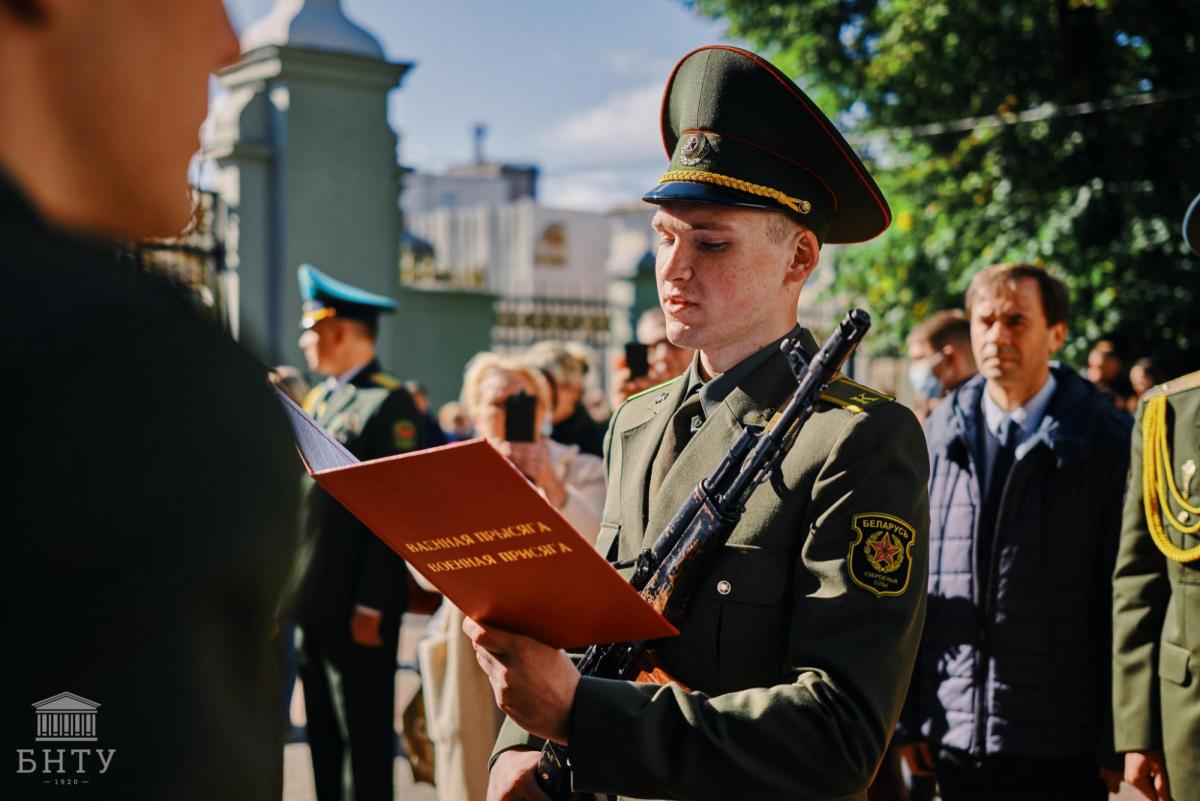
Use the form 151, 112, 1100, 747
846, 86, 1200, 146
406, 87, 1200, 178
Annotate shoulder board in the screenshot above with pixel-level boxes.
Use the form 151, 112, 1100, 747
301, 385, 326, 415
369, 372, 403, 390
1142, 369, 1200, 402
626, 378, 676, 403
818, 374, 894, 414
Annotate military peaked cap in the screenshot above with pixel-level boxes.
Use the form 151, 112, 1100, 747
1185, 192, 1200, 256
643, 45, 890, 245
297, 263, 398, 329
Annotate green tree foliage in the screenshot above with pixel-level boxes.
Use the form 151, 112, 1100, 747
686, 0, 1200, 369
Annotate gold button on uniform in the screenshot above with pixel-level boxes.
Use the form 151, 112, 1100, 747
717, 580, 732, 596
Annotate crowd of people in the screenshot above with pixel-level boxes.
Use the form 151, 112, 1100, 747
272, 269, 707, 800
4, 3, 1198, 801
306, 257, 1194, 801
329, 259, 1189, 801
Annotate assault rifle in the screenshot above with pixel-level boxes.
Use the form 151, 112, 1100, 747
535, 309, 872, 800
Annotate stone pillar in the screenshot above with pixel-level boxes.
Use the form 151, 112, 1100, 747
208, 0, 411, 369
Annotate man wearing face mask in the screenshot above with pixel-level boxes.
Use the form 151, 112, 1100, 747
906, 310, 978, 420
896, 263, 1130, 800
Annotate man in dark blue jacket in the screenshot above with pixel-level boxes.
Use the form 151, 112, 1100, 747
897, 263, 1130, 801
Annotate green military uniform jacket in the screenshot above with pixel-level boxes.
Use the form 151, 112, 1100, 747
1113, 370, 1200, 799
494, 328, 930, 801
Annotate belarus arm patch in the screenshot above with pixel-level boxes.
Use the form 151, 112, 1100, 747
848, 513, 916, 597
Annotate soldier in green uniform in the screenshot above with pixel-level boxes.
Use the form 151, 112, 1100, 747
1113, 193, 1200, 801
293, 264, 445, 801
465, 46, 930, 801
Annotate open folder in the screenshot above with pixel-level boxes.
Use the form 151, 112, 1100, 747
275, 387, 678, 649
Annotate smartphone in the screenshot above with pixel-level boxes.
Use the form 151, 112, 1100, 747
625, 341, 650, 379
504, 390, 537, 442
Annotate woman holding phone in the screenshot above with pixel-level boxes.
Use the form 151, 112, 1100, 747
464, 351, 605, 528
413, 351, 604, 801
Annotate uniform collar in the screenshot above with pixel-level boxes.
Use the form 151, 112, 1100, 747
321, 357, 381, 391
338, 359, 374, 387
685, 325, 803, 421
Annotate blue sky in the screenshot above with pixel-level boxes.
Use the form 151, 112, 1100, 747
225, 0, 735, 210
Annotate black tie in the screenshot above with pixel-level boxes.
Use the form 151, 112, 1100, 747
989, 418, 1018, 498
979, 418, 1018, 568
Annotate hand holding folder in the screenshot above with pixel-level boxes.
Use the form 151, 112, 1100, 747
275, 387, 677, 649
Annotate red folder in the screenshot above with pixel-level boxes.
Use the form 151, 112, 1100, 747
277, 388, 678, 649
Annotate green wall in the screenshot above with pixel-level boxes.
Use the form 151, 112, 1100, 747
388, 285, 498, 408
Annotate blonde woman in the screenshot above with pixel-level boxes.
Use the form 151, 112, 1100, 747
416, 352, 603, 801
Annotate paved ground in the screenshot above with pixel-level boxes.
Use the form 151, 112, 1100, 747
281, 614, 1142, 801
283, 615, 436, 801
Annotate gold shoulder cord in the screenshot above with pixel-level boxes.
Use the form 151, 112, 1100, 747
1142, 395, 1200, 562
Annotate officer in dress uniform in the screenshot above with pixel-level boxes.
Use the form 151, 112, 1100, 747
293, 264, 444, 801
467, 46, 930, 801
1113, 193, 1200, 801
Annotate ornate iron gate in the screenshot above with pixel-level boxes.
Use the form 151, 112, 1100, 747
131, 189, 232, 330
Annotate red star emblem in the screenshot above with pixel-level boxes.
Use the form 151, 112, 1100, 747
866, 534, 902, 570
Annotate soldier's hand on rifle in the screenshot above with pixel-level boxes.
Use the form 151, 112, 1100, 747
463, 617, 579, 744
487, 750, 551, 801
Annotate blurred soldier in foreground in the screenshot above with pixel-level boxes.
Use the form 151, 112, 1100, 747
471, 45, 929, 801
611, 306, 696, 408
0, 2, 299, 799
1112, 192, 1200, 801
294, 264, 445, 801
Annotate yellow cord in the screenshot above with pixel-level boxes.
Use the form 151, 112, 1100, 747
1142, 395, 1200, 562
659, 170, 813, 216
1151, 396, 1200, 517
